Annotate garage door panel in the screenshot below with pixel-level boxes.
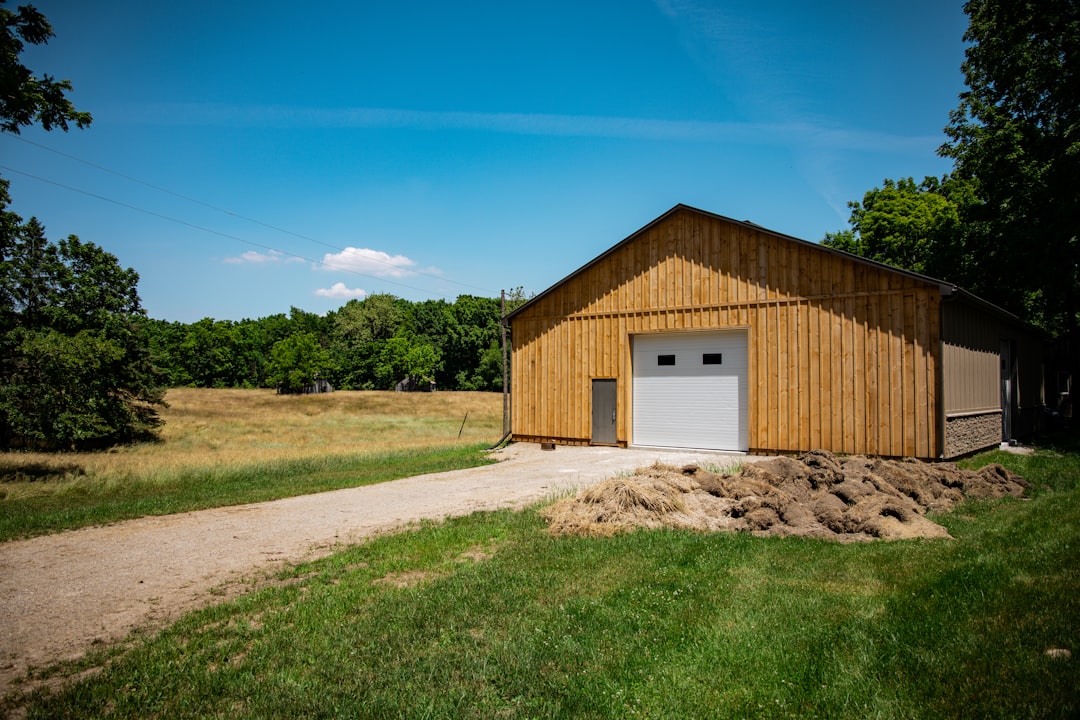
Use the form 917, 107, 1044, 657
632, 331, 748, 451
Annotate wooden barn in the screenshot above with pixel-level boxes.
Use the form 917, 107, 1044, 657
507, 205, 1044, 459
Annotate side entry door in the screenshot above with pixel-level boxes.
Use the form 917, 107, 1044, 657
591, 379, 617, 445
1000, 339, 1018, 442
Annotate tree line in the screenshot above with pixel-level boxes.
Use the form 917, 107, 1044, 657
144, 292, 523, 393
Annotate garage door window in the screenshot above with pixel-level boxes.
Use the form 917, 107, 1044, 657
657, 354, 676, 366
703, 353, 723, 365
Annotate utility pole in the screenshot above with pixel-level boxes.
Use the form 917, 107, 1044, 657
501, 289, 509, 436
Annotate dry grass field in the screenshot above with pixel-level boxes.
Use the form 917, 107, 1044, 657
2, 388, 502, 484
158, 387, 502, 466
0, 389, 504, 535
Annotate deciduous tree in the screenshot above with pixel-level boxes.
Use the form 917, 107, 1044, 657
822, 176, 970, 282
0, 191, 163, 449
265, 332, 332, 394
0, 2, 163, 449
1, 0, 92, 133
939, 0, 1080, 332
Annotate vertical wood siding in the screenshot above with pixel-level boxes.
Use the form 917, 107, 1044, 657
511, 208, 942, 458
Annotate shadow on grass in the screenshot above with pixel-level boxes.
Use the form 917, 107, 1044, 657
1029, 421, 1080, 454
0, 461, 86, 484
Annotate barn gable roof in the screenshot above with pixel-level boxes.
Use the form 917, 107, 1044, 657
506, 203, 1027, 328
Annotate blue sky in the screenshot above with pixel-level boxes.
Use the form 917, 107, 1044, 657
2, 0, 969, 322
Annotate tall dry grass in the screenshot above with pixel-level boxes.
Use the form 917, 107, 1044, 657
0, 389, 503, 498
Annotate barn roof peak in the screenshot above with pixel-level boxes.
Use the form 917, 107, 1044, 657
506, 203, 1024, 327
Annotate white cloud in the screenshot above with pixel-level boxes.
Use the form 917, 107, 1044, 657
224, 249, 302, 264
314, 282, 367, 299
319, 247, 417, 278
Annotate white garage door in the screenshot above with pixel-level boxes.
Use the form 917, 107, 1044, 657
632, 331, 748, 451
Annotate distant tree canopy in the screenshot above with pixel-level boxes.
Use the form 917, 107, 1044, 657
266, 332, 332, 394
145, 292, 522, 393
826, 0, 1080, 334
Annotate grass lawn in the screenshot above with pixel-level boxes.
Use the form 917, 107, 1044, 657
0, 389, 503, 540
7, 435, 1078, 719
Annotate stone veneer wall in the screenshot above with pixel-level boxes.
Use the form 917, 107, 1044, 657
945, 412, 1002, 458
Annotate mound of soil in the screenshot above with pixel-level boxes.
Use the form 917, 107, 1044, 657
542, 450, 1028, 541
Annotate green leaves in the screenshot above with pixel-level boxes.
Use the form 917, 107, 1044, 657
0, 324, 163, 450
140, 292, 511, 393
938, 0, 1080, 333
823, 176, 967, 281
266, 333, 332, 394
829, 1, 1079, 333
0, 2, 92, 134
0, 190, 163, 450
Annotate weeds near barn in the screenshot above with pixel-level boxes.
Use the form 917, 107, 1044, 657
698, 459, 742, 476
10, 436, 1078, 719
0, 389, 502, 540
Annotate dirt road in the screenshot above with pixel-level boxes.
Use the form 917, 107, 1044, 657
0, 443, 744, 694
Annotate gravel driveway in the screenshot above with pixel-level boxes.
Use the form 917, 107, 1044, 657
0, 443, 748, 694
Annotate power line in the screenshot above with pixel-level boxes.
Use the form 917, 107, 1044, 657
4, 134, 494, 293
0, 163, 474, 298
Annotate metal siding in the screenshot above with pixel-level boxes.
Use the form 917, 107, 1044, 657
941, 301, 1002, 415
632, 331, 748, 451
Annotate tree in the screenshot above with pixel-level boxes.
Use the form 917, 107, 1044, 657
372, 333, 442, 389
939, 0, 1080, 332
444, 295, 501, 391
1, 1, 91, 133
265, 332, 332, 393
822, 176, 969, 280
330, 294, 408, 389
0, 3, 163, 449
175, 319, 246, 388
0, 191, 164, 449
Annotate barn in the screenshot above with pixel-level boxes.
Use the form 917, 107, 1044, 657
507, 204, 1044, 460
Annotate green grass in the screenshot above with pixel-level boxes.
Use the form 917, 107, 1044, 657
8, 439, 1078, 719
0, 444, 495, 541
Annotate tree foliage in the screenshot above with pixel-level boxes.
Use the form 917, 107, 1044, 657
266, 332, 332, 393
144, 293, 516, 393
827, 0, 1079, 334
937, 0, 1080, 332
0, 185, 164, 449
823, 175, 985, 292
822, 177, 966, 279
0, 3, 165, 450
1, 1, 91, 133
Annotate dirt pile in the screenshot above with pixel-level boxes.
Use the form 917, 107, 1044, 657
542, 450, 1028, 541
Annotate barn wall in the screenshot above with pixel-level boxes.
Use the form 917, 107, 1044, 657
511, 209, 942, 458
942, 300, 1001, 414
941, 300, 1002, 456
940, 298, 1046, 456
